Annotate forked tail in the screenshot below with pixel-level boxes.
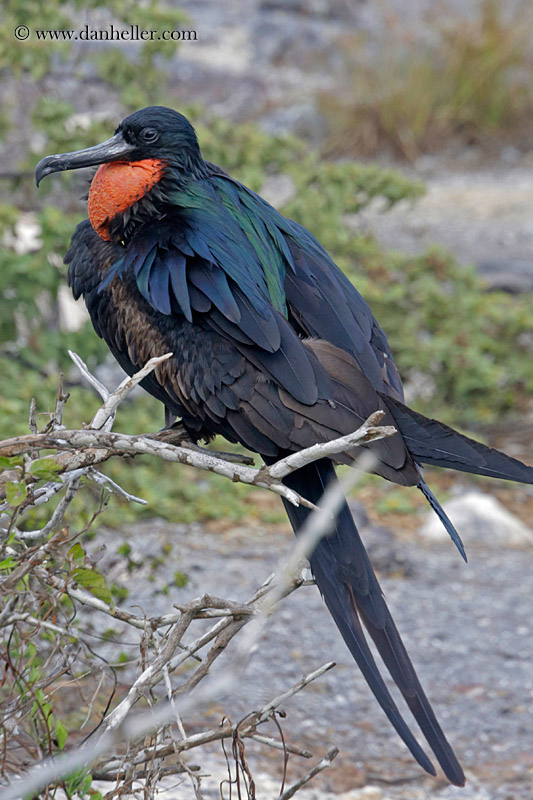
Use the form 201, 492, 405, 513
280, 457, 465, 786
385, 398, 533, 484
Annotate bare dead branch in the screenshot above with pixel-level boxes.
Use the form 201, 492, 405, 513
0, 352, 395, 523
87, 468, 147, 504
263, 410, 395, 479
86, 352, 173, 431
68, 350, 110, 402
0, 420, 393, 515
279, 747, 340, 800
15, 474, 80, 542
254, 662, 336, 724
28, 397, 38, 434
247, 733, 311, 759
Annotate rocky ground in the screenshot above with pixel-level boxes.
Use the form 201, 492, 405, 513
352, 163, 533, 293
86, 489, 533, 800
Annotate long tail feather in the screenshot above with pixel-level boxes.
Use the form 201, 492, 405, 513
386, 398, 533, 483
280, 458, 465, 786
418, 476, 467, 562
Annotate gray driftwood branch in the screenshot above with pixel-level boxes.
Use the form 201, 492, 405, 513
0, 352, 396, 520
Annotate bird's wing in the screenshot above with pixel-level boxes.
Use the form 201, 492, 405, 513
171, 173, 405, 400
202, 172, 405, 400
84, 200, 413, 477
220, 336, 416, 480
283, 232, 405, 401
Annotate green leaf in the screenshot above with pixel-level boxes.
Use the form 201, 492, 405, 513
64, 767, 93, 796
68, 543, 86, 564
174, 571, 189, 588
5, 481, 27, 506
55, 718, 68, 750
29, 457, 62, 481
0, 557, 16, 570
0, 456, 23, 469
73, 567, 112, 606
80, 774, 93, 794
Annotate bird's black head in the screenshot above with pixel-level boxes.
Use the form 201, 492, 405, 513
35, 105, 204, 186
115, 106, 203, 167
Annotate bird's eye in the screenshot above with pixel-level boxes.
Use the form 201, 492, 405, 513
141, 128, 159, 144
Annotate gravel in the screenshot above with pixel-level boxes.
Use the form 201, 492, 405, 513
88, 509, 533, 799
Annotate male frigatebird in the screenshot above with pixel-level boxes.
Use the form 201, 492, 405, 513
36, 107, 533, 786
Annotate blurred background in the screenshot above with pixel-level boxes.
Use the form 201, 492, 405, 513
1, 1, 532, 797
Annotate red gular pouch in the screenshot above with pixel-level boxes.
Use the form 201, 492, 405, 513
88, 158, 166, 241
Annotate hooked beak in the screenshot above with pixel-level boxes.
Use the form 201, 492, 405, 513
35, 132, 137, 186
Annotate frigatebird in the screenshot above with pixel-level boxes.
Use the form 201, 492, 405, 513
35, 106, 533, 786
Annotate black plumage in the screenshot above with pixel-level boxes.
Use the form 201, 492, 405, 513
35, 106, 533, 787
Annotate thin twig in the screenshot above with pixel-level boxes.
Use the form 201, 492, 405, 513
40, 373, 70, 433
255, 662, 336, 724
264, 410, 394, 479
279, 747, 339, 800
68, 350, 110, 402
247, 734, 311, 759
28, 398, 38, 434
0, 528, 69, 593
87, 469, 147, 504
3, 613, 75, 638
15, 475, 80, 542
87, 352, 173, 431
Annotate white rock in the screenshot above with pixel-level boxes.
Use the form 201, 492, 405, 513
57, 284, 90, 333
420, 491, 533, 547
260, 173, 297, 208
3, 212, 41, 254
65, 110, 116, 133
339, 787, 384, 800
